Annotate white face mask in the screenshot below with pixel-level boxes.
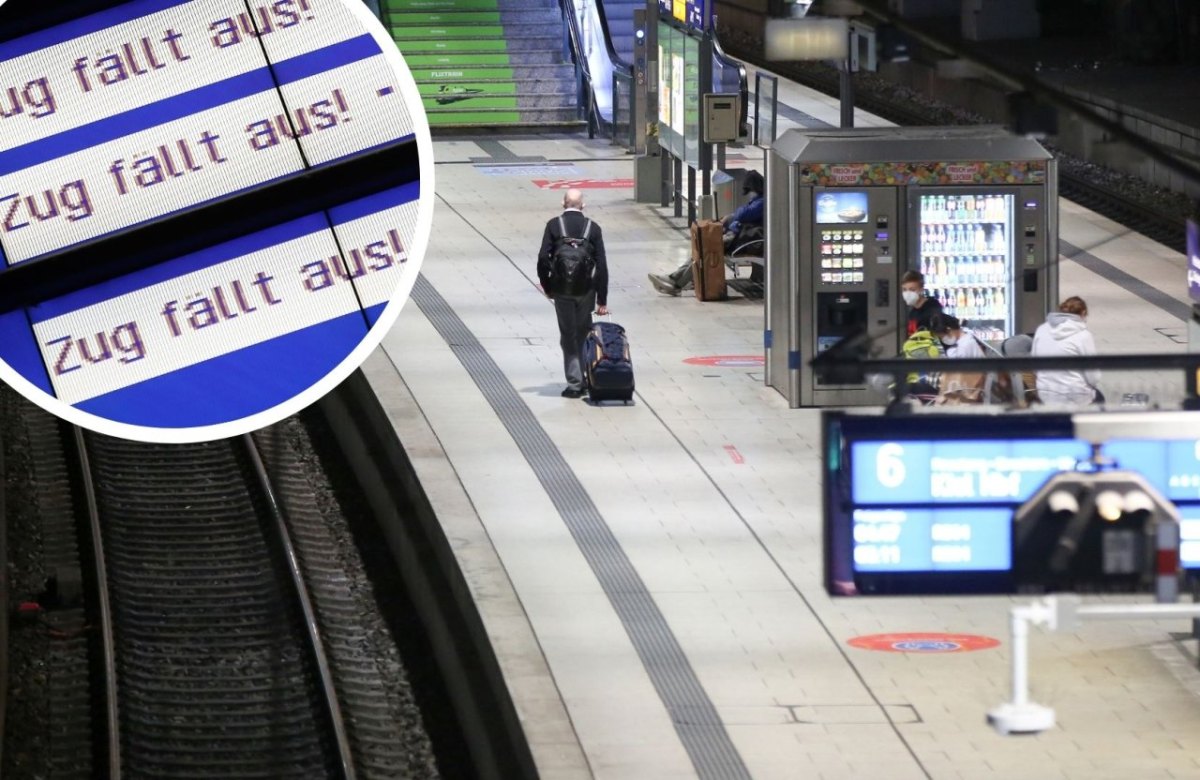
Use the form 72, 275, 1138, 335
902, 290, 920, 306
941, 335, 958, 347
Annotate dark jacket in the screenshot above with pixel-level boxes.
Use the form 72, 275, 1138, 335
906, 296, 944, 337
538, 210, 608, 305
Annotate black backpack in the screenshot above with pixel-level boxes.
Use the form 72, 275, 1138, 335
548, 216, 595, 297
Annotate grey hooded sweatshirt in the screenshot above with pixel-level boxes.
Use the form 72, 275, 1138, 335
1031, 312, 1100, 405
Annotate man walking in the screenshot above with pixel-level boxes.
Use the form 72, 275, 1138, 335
538, 188, 609, 398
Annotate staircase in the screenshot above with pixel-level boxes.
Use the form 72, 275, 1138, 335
385, 0, 585, 131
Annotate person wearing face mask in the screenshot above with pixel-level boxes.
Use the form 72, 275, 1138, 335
901, 270, 944, 337
1031, 296, 1102, 405
932, 313, 985, 359
930, 313, 988, 404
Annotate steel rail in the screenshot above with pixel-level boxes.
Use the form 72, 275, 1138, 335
71, 428, 120, 779
240, 434, 356, 780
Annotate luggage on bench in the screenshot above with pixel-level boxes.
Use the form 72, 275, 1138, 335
582, 321, 635, 403
690, 219, 727, 301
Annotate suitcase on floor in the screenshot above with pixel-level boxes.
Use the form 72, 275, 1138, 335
690, 219, 727, 302
582, 321, 635, 403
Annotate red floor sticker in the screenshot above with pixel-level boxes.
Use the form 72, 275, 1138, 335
723, 445, 745, 464
848, 632, 1000, 653
683, 355, 765, 367
532, 179, 634, 189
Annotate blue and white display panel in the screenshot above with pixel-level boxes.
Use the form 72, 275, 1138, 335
827, 412, 1200, 595
851, 439, 1091, 506
852, 507, 1012, 572
1, 182, 418, 428
0, 0, 414, 265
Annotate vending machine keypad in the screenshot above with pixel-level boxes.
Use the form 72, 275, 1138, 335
819, 229, 866, 285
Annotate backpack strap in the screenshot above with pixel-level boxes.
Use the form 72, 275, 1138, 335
581, 219, 592, 240
557, 215, 567, 238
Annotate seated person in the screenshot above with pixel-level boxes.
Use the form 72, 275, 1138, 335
929, 313, 989, 404
648, 171, 765, 296
998, 333, 1038, 408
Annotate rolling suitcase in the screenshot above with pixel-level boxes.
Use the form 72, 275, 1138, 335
690, 219, 727, 301
582, 321, 635, 403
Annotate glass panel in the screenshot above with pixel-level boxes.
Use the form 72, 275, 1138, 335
683, 33, 701, 168
915, 190, 1015, 341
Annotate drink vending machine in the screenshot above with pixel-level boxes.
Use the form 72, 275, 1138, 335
764, 126, 1059, 407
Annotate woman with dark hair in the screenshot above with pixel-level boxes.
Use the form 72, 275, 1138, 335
929, 313, 989, 403
1031, 296, 1102, 405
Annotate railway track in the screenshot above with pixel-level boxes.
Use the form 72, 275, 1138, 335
77, 431, 352, 778
724, 43, 1190, 254
10, 419, 439, 779
4, 381, 535, 779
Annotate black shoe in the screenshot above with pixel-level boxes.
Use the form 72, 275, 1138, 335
561, 387, 584, 398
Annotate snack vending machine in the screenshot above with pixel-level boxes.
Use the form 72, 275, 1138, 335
765, 126, 1058, 408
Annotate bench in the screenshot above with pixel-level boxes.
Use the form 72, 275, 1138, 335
725, 238, 764, 278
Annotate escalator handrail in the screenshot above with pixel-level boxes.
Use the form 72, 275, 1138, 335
561, 0, 605, 131
711, 16, 751, 138
593, 0, 633, 76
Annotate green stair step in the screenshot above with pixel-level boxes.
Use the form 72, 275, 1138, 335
392, 25, 504, 38
405, 53, 511, 66
397, 38, 508, 52
419, 82, 517, 95
412, 67, 515, 80
386, 0, 498, 10
424, 95, 519, 109
388, 11, 501, 23
428, 111, 523, 125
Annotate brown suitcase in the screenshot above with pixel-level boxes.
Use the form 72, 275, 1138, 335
690, 220, 726, 301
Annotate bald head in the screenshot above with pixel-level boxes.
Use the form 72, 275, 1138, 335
562, 189, 584, 210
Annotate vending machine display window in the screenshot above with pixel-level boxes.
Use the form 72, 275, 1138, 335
815, 192, 869, 286
915, 192, 1014, 341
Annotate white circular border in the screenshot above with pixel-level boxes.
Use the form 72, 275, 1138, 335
0, 0, 435, 444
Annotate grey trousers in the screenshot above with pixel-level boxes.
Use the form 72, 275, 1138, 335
554, 291, 595, 390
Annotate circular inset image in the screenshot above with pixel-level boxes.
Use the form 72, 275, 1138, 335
0, 0, 433, 442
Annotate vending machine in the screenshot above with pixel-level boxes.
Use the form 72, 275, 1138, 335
764, 126, 1058, 408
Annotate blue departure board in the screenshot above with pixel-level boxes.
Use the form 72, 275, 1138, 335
825, 412, 1200, 595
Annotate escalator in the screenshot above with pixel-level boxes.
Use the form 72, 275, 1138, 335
592, 0, 750, 141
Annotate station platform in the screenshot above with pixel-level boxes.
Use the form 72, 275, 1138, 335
364, 108, 1200, 778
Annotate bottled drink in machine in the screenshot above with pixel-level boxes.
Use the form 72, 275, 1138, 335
915, 192, 1015, 343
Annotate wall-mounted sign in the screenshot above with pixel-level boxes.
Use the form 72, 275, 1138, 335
1187, 218, 1200, 303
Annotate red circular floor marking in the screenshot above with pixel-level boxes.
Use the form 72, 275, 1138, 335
847, 632, 1001, 653
683, 355, 765, 368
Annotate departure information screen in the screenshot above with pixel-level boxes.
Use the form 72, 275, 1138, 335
0, 181, 420, 427
0, 0, 431, 440
0, 0, 416, 265
824, 413, 1200, 595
